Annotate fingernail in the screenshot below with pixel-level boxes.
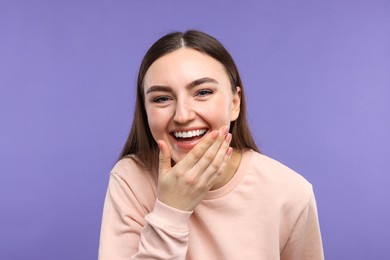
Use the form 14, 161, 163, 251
225, 133, 232, 143
157, 140, 162, 150
226, 147, 233, 157
221, 125, 229, 135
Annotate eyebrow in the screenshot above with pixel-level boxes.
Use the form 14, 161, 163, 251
145, 77, 219, 94
191, 77, 219, 87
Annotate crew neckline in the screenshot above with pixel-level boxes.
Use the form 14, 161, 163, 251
204, 149, 253, 200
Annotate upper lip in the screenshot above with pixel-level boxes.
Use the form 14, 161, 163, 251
170, 127, 209, 137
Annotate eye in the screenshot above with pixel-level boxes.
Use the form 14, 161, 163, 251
152, 96, 171, 103
195, 89, 213, 97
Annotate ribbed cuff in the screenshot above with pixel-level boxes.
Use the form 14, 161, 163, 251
146, 199, 193, 234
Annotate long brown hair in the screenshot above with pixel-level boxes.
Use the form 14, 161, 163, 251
119, 30, 259, 171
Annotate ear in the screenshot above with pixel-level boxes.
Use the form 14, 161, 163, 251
230, 86, 241, 121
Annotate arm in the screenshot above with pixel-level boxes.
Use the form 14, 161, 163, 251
280, 191, 324, 260
99, 126, 232, 259
98, 171, 192, 260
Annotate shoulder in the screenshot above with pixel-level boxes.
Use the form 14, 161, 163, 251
249, 151, 311, 185
111, 156, 157, 183
246, 150, 313, 207
108, 156, 158, 202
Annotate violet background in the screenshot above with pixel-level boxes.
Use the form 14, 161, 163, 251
1, 0, 389, 259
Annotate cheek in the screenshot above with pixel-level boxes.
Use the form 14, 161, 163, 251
145, 107, 171, 138
210, 96, 233, 118
197, 100, 232, 124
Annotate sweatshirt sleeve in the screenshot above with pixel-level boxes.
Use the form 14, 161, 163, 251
280, 191, 325, 260
98, 169, 192, 260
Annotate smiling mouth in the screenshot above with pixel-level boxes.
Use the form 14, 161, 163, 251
172, 129, 208, 141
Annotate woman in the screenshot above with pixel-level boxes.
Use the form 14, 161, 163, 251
99, 30, 324, 259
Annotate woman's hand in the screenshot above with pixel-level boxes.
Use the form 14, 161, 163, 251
157, 125, 233, 211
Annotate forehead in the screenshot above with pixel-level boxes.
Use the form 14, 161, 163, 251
143, 48, 230, 88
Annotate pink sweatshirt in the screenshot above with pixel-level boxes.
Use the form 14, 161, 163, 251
99, 150, 324, 259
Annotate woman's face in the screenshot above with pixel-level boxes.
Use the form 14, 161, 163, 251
143, 48, 241, 163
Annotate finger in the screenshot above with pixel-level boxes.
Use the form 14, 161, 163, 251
197, 133, 232, 182
173, 125, 228, 181
180, 130, 220, 169
192, 126, 230, 173
207, 146, 233, 186
185, 125, 228, 163
157, 140, 171, 175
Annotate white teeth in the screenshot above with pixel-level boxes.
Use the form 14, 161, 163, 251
174, 129, 207, 139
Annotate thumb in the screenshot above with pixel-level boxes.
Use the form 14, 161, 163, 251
157, 140, 171, 175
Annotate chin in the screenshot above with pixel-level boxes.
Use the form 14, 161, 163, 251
171, 153, 186, 164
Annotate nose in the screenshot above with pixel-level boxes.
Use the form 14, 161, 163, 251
173, 99, 196, 124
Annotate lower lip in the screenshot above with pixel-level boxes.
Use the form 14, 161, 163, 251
171, 134, 206, 150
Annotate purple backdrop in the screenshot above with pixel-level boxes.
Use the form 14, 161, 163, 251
1, 0, 389, 259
